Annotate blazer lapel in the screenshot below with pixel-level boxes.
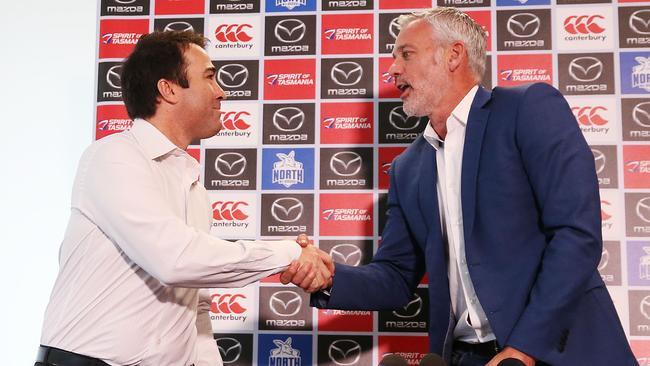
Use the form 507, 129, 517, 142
461, 87, 492, 240
417, 143, 438, 233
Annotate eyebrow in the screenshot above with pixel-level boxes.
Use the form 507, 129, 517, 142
205, 66, 216, 74
392, 44, 411, 58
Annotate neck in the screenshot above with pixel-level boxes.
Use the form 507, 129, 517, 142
428, 79, 476, 140
146, 113, 191, 150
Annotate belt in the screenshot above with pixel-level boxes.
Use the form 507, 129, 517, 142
36, 346, 110, 366
453, 340, 501, 358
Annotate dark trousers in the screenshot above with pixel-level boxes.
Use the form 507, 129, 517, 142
450, 340, 500, 366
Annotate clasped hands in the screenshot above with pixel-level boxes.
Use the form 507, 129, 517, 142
280, 234, 334, 293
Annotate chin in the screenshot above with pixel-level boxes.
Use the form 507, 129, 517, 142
402, 104, 427, 117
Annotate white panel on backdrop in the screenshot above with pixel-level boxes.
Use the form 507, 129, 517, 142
208, 284, 258, 332
600, 189, 624, 240
203, 102, 260, 147
207, 15, 262, 59
209, 192, 258, 239
556, 6, 614, 51
567, 96, 618, 143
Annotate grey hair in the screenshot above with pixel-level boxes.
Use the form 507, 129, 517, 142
397, 7, 487, 81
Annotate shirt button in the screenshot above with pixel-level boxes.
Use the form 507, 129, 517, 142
471, 298, 477, 304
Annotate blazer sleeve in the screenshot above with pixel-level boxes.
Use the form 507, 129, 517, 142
312, 155, 426, 310
504, 83, 603, 358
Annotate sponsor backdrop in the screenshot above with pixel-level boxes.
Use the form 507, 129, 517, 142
95, 0, 650, 364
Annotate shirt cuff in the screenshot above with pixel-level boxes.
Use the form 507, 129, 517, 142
259, 239, 302, 265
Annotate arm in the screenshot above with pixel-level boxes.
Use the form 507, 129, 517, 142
504, 83, 602, 358
311, 157, 426, 310
79, 141, 301, 288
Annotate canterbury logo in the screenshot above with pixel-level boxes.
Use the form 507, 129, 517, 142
215, 24, 253, 42
210, 293, 247, 314
601, 200, 612, 221
563, 15, 605, 34
221, 111, 251, 131
571, 106, 608, 126
212, 201, 249, 221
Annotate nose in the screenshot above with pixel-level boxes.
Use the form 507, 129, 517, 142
388, 59, 402, 80
214, 81, 226, 100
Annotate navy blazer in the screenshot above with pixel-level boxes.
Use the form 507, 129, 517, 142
313, 83, 635, 365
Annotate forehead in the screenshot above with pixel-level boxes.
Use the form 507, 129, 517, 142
183, 43, 212, 69
395, 19, 435, 48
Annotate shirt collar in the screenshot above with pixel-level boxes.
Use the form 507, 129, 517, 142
422, 85, 479, 151
130, 118, 181, 160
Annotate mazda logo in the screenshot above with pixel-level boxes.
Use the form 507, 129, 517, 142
217, 64, 249, 88
330, 152, 362, 177
331, 61, 363, 86
630, 10, 650, 35
330, 244, 362, 266
113, 0, 136, 3
275, 19, 306, 43
598, 248, 609, 271
389, 106, 422, 130
273, 107, 305, 132
392, 294, 423, 318
389, 17, 401, 39
163, 21, 194, 33
269, 290, 302, 317
328, 339, 362, 366
591, 148, 606, 174
216, 337, 242, 364
271, 197, 303, 223
633, 101, 650, 128
637, 197, 650, 223
507, 13, 541, 38
641, 295, 650, 320
568, 57, 603, 82
215, 152, 246, 177
106, 65, 122, 89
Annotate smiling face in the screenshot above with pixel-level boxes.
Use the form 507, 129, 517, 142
176, 44, 226, 139
389, 19, 451, 118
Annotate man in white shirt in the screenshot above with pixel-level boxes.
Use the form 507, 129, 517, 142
284, 7, 635, 366
36, 31, 332, 366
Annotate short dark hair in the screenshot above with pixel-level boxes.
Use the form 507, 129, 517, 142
121, 31, 207, 120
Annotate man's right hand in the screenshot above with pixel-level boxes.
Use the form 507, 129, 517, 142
281, 244, 334, 293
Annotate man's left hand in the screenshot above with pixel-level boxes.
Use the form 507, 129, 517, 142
486, 346, 535, 366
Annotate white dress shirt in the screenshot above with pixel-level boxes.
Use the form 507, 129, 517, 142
422, 85, 496, 343
40, 119, 301, 366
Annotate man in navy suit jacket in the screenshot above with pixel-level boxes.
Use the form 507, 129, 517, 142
282, 7, 635, 366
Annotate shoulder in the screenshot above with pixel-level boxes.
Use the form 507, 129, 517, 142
492, 82, 562, 103
82, 131, 146, 167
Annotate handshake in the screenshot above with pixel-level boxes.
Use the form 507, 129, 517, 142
280, 234, 334, 293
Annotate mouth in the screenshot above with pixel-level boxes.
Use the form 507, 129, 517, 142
395, 81, 412, 98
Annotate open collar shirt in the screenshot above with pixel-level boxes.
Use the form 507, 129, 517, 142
422, 85, 497, 343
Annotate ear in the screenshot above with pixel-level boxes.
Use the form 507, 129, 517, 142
447, 41, 466, 73
156, 78, 180, 105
